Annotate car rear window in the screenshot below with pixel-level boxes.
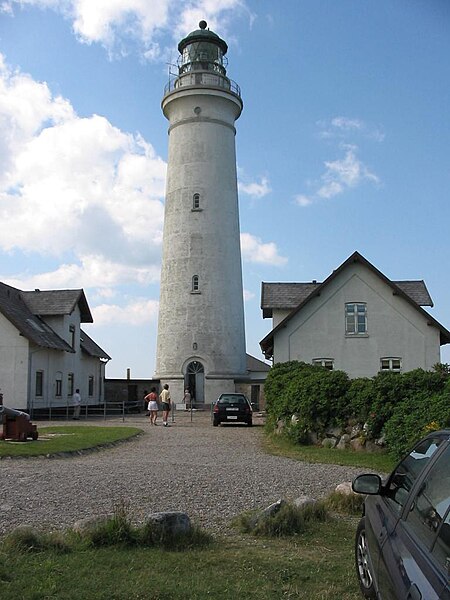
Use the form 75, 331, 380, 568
385, 436, 445, 516
219, 396, 246, 405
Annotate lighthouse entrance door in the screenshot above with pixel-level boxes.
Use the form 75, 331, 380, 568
185, 361, 204, 405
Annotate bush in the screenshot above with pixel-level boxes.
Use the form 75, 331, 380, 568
3, 527, 71, 554
236, 501, 328, 537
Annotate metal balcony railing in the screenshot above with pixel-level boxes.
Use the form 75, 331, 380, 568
164, 71, 241, 98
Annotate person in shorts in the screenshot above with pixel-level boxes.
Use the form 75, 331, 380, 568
145, 387, 159, 425
159, 384, 171, 427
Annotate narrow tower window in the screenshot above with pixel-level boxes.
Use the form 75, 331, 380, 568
192, 193, 201, 210
192, 275, 200, 293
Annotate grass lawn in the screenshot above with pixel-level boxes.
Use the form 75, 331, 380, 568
0, 426, 142, 458
0, 518, 361, 599
263, 433, 394, 474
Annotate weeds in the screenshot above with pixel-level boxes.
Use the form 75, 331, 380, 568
324, 491, 365, 516
2, 527, 71, 554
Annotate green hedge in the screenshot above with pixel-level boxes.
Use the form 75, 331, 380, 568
264, 362, 450, 460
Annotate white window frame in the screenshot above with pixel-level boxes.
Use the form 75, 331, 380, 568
345, 302, 367, 335
380, 357, 402, 372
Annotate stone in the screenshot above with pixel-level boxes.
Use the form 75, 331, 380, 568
364, 440, 384, 453
335, 482, 356, 496
72, 515, 113, 533
275, 419, 285, 434
375, 434, 386, 447
350, 437, 365, 452
291, 414, 299, 425
325, 426, 342, 439
322, 437, 336, 449
145, 511, 192, 536
336, 433, 351, 450
350, 424, 363, 439
249, 499, 285, 529
292, 496, 316, 509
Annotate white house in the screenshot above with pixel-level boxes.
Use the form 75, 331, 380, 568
260, 252, 450, 378
0, 283, 110, 412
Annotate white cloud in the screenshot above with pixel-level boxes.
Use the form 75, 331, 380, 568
92, 298, 159, 326
4, 0, 249, 57
0, 56, 166, 290
240, 232, 287, 266
295, 118, 381, 207
294, 194, 312, 207
243, 288, 255, 301
316, 147, 379, 200
238, 175, 271, 199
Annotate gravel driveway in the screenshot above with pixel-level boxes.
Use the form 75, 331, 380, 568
0, 411, 365, 535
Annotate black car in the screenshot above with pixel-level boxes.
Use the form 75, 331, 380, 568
352, 430, 450, 599
212, 393, 252, 427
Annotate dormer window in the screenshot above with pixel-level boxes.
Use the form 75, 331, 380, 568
69, 324, 75, 348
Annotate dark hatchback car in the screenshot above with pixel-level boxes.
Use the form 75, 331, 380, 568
352, 430, 450, 600
212, 393, 252, 427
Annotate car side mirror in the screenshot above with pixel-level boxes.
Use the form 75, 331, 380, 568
352, 474, 382, 495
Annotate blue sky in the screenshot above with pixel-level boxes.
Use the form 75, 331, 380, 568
1, 0, 449, 377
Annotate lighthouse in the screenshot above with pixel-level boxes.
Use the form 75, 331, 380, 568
155, 21, 247, 405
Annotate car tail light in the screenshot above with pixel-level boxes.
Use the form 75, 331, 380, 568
213, 404, 219, 413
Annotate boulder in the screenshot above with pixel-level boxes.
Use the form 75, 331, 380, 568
336, 433, 351, 450
350, 437, 365, 452
249, 499, 285, 529
72, 515, 113, 533
335, 482, 356, 496
322, 437, 336, 449
325, 426, 342, 439
145, 511, 192, 536
291, 414, 299, 425
275, 419, 285, 435
292, 496, 316, 509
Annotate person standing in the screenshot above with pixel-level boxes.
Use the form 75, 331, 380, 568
159, 384, 171, 427
72, 388, 81, 420
145, 387, 159, 425
183, 388, 191, 411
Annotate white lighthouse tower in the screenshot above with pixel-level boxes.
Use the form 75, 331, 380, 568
155, 20, 246, 405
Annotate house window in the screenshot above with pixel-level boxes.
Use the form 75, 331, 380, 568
192, 193, 201, 210
35, 371, 44, 397
69, 324, 75, 348
68, 373, 74, 396
55, 378, 62, 397
191, 275, 200, 293
312, 358, 334, 370
88, 376, 94, 397
380, 357, 402, 372
345, 303, 367, 335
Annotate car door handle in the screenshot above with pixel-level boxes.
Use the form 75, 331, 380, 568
407, 584, 422, 600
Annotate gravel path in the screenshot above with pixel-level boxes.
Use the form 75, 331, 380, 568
0, 412, 365, 535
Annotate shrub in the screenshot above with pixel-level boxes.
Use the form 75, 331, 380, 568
323, 492, 365, 516
2, 527, 71, 553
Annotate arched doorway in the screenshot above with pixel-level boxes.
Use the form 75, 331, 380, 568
185, 361, 204, 405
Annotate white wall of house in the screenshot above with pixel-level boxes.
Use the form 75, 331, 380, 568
0, 312, 29, 410
273, 262, 441, 378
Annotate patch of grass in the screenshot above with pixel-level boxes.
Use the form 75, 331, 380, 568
263, 433, 394, 473
235, 501, 329, 537
323, 491, 365, 516
0, 425, 142, 458
0, 519, 361, 599
2, 526, 71, 554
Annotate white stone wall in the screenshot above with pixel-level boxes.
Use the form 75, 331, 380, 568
0, 312, 29, 410
273, 262, 441, 378
156, 86, 247, 388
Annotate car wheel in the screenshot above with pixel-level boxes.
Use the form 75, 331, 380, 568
213, 419, 219, 427
247, 419, 253, 427
355, 518, 376, 599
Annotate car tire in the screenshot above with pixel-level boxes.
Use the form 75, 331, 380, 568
355, 518, 377, 599
213, 420, 219, 427
247, 419, 253, 427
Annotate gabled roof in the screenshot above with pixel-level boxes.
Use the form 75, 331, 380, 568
0, 283, 74, 352
22, 289, 93, 323
80, 329, 111, 360
261, 279, 433, 318
260, 251, 450, 358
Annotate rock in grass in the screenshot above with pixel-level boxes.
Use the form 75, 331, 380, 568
145, 511, 192, 535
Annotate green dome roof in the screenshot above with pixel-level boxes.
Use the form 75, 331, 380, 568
178, 21, 228, 55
